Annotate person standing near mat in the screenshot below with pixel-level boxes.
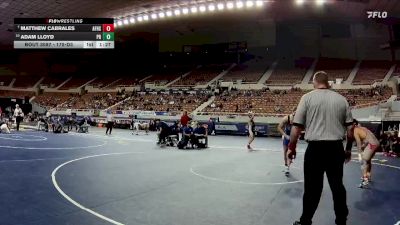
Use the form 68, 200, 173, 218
14, 104, 24, 131
288, 71, 353, 225
105, 110, 114, 135
247, 111, 256, 151
277, 110, 295, 175
348, 119, 379, 188
180, 111, 191, 128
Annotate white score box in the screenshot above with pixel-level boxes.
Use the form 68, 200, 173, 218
96, 41, 114, 49
83, 41, 96, 48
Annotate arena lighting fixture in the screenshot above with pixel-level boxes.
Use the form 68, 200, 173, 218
315, 0, 325, 5
208, 4, 216, 11
246, 0, 254, 7
236, 1, 244, 8
199, 5, 206, 12
191, 6, 198, 13
295, 0, 305, 5
114, 0, 269, 29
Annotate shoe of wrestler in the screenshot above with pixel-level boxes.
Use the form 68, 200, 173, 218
284, 167, 290, 176
358, 179, 369, 188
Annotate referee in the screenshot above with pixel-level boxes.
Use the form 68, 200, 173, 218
14, 104, 24, 131
288, 71, 353, 225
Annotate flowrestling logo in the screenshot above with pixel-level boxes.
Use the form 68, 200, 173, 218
394, 221, 400, 225
367, 11, 388, 18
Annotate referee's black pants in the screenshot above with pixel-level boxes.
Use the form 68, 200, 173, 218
16, 116, 23, 131
300, 141, 348, 225
106, 122, 113, 135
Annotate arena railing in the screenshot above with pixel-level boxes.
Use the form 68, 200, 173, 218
350, 100, 387, 109
196, 111, 288, 117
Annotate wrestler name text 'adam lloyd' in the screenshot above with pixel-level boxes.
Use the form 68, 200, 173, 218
366, 11, 388, 18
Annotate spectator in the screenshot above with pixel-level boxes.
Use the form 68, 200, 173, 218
392, 131, 400, 154
379, 131, 389, 153
180, 111, 191, 128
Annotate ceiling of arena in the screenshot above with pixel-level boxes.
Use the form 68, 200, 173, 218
0, 0, 399, 48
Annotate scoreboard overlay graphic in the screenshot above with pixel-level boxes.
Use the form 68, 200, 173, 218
14, 18, 114, 49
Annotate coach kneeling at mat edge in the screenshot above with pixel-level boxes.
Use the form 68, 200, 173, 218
193, 122, 208, 148
288, 71, 353, 225
156, 119, 170, 144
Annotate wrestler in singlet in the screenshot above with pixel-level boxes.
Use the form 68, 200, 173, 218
278, 114, 294, 175
247, 112, 256, 151
352, 120, 380, 188
283, 115, 293, 147
133, 121, 149, 135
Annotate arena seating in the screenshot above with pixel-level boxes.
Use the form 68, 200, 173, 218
338, 86, 392, 107
107, 74, 149, 88
203, 89, 305, 116
13, 76, 42, 88
202, 86, 392, 116
146, 73, 182, 86
71, 92, 127, 109
34, 92, 79, 109
23, 85, 393, 113
266, 68, 307, 86
89, 77, 120, 88
311, 58, 357, 82
222, 59, 269, 83
0, 90, 34, 99
0, 65, 17, 76
114, 91, 210, 113
145, 66, 193, 86
352, 60, 392, 85
392, 64, 400, 77
40, 75, 70, 88
267, 58, 314, 85
34, 92, 127, 110
58, 77, 94, 90
0, 76, 15, 87
173, 64, 230, 86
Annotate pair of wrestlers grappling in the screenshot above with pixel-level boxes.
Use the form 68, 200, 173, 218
279, 113, 378, 188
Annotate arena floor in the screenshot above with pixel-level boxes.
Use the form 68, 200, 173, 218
0, 127, 399, 225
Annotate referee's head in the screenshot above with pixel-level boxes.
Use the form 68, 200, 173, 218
312, 71, 329, 89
